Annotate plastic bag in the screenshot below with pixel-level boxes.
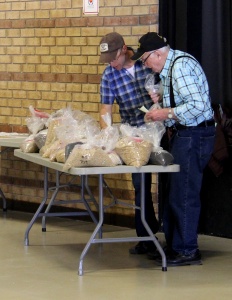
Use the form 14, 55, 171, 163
34, 129, 47, 149
26, 105, 50, 135
115, 124, 153, 167
138, 117, 173, 166
40, 108, 73, 155
121, 120, 165, 152
62, 144, 119, 172
39, 118, 62, 156
55, 148, 66, 163
42, 139, 67, 162
48, 141, 67, 162
62, 114, 122, 171
149, 149, 174, 166
115, 136, 152, 167
145, 74, 163, 95
39, 107, 101, 162
65, 142, 84, 160
20, 134, 39, 153
143, 102, 163, 123
139, 121, 166, 151
55, 109, 100, 144
88, 113, 120, 153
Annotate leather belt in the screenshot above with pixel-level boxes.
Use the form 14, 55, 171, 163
171, 120, 215, 130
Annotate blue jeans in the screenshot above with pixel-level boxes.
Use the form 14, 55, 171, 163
132, 173, 159, 237
163, 125, 215, 255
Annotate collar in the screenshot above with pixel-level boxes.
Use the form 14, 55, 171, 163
159, 48, 175, 79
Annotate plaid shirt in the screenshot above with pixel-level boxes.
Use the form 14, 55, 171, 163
160, 49, 214, 127
100, 60, 154, 127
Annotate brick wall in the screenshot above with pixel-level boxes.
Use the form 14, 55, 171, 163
0, 0, 159, 227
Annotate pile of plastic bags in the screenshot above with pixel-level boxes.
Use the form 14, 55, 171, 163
21, 105, 173, 169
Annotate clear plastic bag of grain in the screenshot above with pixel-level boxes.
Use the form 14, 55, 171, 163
20, 134, 39, 153
62, 144, 121, 172
39, 118, 62, 156
115, 136, 153, 167
47, 140, 67, 162
26, 105, 50, 135
55, 148, 66, 163
34, 129, 48, 149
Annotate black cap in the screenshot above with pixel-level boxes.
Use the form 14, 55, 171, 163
131, 32, 168, 60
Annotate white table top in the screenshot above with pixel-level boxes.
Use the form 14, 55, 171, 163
0, 135, 28, 148
14, 149, 180, 175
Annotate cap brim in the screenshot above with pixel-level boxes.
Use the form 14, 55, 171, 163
99, 49, 118, 63
130, 50, 144, 61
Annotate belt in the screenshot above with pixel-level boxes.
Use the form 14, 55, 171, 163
171, 120, 215, 130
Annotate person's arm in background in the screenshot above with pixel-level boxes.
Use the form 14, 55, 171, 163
99, 104, 113, 128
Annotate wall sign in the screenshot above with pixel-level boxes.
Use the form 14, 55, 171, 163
83, 0, 99, 15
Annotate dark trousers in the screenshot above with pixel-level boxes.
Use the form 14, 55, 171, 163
132, 173, 159, 237
163, 126, 215, 255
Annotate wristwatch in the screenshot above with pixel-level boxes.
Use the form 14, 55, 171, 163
168, 108, 173, 119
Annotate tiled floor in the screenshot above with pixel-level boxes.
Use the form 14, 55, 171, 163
1, 210, 232, 300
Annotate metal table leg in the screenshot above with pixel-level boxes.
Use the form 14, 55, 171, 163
78, 174, 104, 276
140, 173, 167, 271
41, 173, 98, 231
25, 167, 99, 245
78, 172, 167, 275
24, 167, 49, 246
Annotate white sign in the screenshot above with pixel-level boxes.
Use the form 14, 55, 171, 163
83, 0, 99, 15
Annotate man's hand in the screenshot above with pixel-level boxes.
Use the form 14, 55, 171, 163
145, 108, 171, 122
99, 104, 113, 128
149, 91, 162, 103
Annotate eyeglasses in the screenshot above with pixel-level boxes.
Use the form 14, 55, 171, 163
141, 51, 156, 65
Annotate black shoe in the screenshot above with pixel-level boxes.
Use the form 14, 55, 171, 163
147, 249, 160, 260
147, 246, 175, 260
166, 249, 202, 266
129, 241, 157, 255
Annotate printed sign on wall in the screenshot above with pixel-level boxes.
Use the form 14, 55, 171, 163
83, 0, 99, 15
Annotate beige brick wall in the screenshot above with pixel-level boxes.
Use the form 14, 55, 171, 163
0, 0, 159, 225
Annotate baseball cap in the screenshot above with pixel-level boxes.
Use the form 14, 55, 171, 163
131, 32, 168, 60
99, 32, 125, 63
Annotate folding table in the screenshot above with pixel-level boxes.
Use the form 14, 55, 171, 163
0, 135, 28, 211
14, 149, 179, 275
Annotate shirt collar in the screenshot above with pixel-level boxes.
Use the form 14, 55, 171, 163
160, 48, 174, 79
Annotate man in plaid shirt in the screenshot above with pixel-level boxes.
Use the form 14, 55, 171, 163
132, 32, 215, 266
99, 32, 159, 255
